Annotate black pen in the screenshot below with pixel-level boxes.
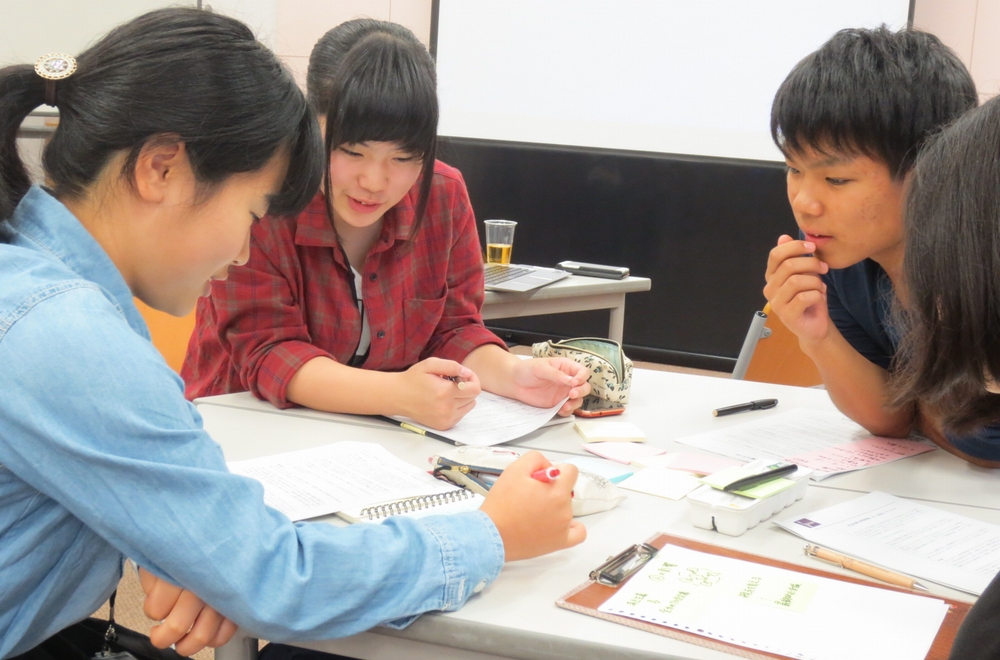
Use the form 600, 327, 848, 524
712, 398, 778, 417
722, 462, 798, 492
375, 415, 459, 446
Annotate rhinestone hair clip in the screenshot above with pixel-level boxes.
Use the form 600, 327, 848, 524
34, 52, 77, 106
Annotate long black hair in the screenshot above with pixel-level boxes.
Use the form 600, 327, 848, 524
771, 26, 976, 179
0, 8, 322, 223
891, 95, 1000, 433
307, 19, 438, 229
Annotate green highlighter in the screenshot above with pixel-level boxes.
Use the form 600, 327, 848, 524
700, 461, 799, 499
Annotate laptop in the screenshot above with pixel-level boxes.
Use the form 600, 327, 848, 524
484, 263, 570, 292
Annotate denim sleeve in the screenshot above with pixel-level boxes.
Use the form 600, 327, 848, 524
0, 287, 504, 642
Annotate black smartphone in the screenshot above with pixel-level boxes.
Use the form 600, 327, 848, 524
557, 261, 630, 280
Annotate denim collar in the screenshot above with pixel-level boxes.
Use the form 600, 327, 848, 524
10, 185, 148, 338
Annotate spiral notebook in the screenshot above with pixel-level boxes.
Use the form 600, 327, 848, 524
228, 441, 482, 523
338, 488, 484, 523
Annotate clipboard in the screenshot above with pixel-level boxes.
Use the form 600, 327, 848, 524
556, 532, 973, 660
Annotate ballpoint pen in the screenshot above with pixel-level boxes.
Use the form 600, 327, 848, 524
375, 415, 458, 446
713, 398, 778, 417
804, 544, 929, 592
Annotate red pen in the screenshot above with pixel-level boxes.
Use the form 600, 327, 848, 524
531, 467, 560, 483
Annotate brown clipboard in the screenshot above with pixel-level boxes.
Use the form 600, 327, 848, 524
556, 532, 973, 660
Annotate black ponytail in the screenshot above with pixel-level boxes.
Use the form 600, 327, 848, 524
0, 65, 48, 219
0, 8, 322, 224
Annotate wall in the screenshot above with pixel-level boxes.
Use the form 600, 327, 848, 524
208, 0, 432, 87
913, 0, 1000, 101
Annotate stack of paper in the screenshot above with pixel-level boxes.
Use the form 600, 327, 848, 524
777, 491, 1000, 595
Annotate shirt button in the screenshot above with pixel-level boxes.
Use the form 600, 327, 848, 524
377, 330, 385, 339
369, 273, 377, 282
473, 580, 487, 593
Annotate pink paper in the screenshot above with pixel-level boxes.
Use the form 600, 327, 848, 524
582, 442, 666, 464
787, 436, 935, 474
655, 452, 744, 475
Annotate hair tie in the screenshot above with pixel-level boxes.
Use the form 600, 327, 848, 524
34, 53, 77, 107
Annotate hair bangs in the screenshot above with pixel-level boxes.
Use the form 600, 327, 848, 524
327, 35, 437, 161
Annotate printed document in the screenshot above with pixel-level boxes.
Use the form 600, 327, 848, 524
600, 543, 948, 660
395, 391, 567, 446
228, 441, 458, 521
675, 408, 934, 479
776, 491, 1000, 595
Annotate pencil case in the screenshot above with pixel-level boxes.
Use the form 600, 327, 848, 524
532, 337, 633, 408
686, 465, 812, 536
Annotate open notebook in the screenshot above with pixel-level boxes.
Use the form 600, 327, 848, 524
227, 441, 482, 523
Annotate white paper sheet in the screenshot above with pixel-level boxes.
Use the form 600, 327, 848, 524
600, 543, 948, 660
395, 391, 566, 446
617, 467, 702, 500
776, 491, 1000, 595
228, 441, 458, 521
675, 408, 934, 479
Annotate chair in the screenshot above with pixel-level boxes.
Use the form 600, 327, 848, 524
134, 299, 196, 373
732, 303, 822, 387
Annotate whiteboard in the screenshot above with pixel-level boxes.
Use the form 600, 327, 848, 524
435, 0, 913, 162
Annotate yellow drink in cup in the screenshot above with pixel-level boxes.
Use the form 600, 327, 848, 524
484, 220, 517, 264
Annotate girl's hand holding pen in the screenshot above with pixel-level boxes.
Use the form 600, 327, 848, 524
395, 358, 480, 430
481, 451, 586, 561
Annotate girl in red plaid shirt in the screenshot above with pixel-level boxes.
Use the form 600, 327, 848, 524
183, 19, 591, 430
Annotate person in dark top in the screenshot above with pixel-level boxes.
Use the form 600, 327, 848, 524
890, 93, 1000, 660
760, 26, 1000, 466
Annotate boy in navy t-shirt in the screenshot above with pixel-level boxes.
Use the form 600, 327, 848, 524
761, 27, 999, 466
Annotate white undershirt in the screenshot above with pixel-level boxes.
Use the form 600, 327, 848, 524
351, 266, 372, 357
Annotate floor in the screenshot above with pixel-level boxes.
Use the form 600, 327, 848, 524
92, 356, 729, 659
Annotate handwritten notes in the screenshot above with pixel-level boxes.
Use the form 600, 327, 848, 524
675, 409, 934, 479
600, 543, 948, 660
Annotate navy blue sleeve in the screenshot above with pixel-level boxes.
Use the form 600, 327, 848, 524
945, 425, 1000, 462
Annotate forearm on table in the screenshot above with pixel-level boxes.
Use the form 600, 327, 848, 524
285, 356, 403, 416
463, 344, 519, 398
801, 331, 914, 437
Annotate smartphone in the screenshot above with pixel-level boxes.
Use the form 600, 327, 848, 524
574, 406, 626, 418
557, 261, 630, 280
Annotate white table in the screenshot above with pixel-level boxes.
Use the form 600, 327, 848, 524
202, 369, 998, 660
482, 275, 651, 344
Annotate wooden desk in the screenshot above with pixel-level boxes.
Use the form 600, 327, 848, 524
202, 370, 994, 660
482, 275, 651, 343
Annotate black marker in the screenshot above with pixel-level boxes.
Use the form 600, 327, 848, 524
722, 462, 798, 492
712, 398, 778, 417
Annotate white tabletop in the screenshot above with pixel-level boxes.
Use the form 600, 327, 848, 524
200, 369, 998, 659
482, 274, 651, 304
